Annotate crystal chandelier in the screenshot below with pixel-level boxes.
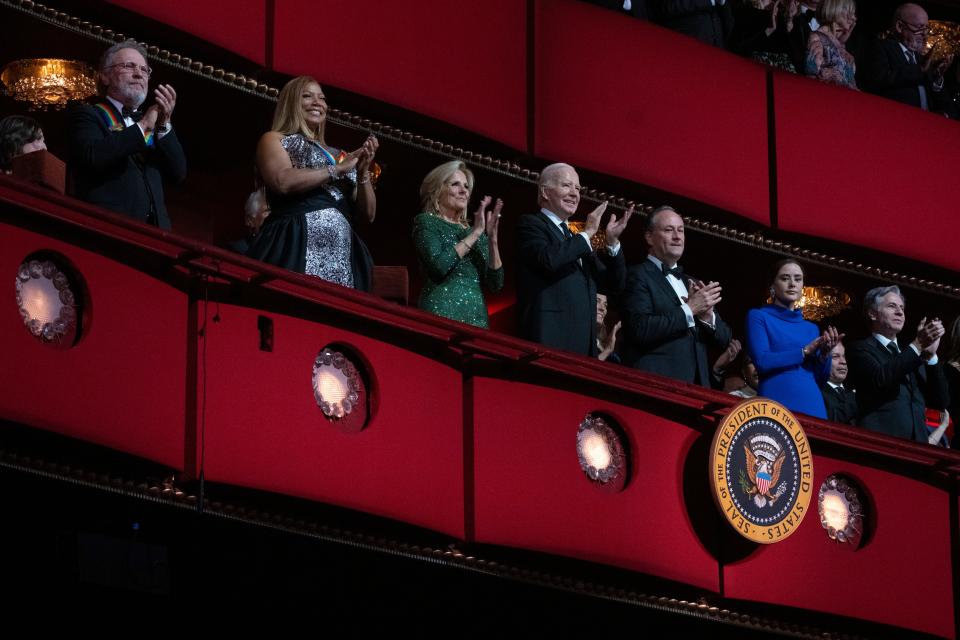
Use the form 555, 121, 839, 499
1, 58, 96, 110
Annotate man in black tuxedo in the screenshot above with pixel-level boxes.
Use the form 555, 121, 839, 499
69, 40, 186, 230
619, 206, 731, 386
516, 163, 632, 357
858, 3, 951, 111
786, 0, 821, 73
847, 285, 949, 443
584, 0, 648, 19
819, 341, 858, 425
654, 0, 733, 48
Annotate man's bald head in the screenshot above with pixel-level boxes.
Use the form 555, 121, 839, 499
894, 3, 929, 52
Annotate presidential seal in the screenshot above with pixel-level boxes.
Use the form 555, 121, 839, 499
709, 398, 813, 544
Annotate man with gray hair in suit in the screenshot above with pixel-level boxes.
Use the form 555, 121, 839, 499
516, 163, 632, 356
847, 285, 949, 443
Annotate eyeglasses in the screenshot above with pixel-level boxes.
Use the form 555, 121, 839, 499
899, 19, 930, 35
108, 61, 152, 76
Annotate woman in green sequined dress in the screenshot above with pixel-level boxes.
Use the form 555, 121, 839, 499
412, 161, 503, 328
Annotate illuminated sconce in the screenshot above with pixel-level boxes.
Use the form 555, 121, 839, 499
818, 474, 866, 548
15, 255, 83, 346
576, 413, 627, 492
312, 346, 369, 432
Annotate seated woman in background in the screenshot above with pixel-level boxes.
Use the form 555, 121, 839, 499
0, 115, 47, 173
596, 293, 621, 362
412, 161, 503, 328
746, 259, 841, 418
805, 0, 858, 90
247, 76, 379, 291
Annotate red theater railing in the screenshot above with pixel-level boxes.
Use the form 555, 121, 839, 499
2, 177, 959, 637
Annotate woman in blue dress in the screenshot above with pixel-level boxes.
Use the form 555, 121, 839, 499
746, 259, 841, 418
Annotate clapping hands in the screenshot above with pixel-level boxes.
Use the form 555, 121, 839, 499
804, 325, 844, 359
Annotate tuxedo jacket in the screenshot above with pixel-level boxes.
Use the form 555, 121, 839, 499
618, 258, 731, 386
819, 383, 858, 425
68, 100, 187, 230
516, 211, 625, 357
847, 336, 949, 443
858, 37, 938, 109
786, 9, 817, 73
654, 0, 733, 48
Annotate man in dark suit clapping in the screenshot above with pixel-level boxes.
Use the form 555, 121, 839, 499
68, 40, 186, 229
516, 163, 632, 357
847, 285, 949, 443
858, 3, 952, 111
618, 206, 731, 386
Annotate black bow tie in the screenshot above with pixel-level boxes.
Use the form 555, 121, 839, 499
662, 264, 683, 278
121, 106, 143, 122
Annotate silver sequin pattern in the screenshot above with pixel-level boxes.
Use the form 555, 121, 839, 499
281, 134, 356, 288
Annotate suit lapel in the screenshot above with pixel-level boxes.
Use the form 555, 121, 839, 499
538, 211, 566, 241
645, 259, 682, 307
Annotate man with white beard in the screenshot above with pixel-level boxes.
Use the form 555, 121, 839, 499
69, 40, 186, 229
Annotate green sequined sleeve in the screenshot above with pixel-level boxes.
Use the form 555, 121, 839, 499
412, 213, 462, 283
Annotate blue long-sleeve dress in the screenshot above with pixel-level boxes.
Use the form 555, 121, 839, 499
745, 304, 831, 418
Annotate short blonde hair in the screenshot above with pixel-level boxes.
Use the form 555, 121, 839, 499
272, 76, 326, 141
419, 160, 474, 224
817, 0, 856, 27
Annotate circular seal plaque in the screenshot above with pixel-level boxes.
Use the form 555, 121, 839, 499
709, 398, 814, 544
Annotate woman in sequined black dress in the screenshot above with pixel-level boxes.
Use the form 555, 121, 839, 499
247, 76, 378, 290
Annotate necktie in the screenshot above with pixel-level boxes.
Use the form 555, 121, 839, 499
122, 106, 143, 123
560, 222, 573, 239
662, 264, 683, 278
887, 342, 901, 355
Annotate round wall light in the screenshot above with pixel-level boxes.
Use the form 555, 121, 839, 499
576, 413, 628, 492
15, 254, 84, 347
311, 346, 369, 432
818, 474, 866, 548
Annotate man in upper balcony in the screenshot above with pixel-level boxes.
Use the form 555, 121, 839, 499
516, 163, 631, 357
68, 40, 186, 230
858, 3, 952, 112
847, 285, 949, 443
618, 206, 732, 386
654, 0, 733, 48
786, 0, 822, 72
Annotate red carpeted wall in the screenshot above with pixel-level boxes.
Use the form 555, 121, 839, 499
533, 0, 771, 224
0, 223, 188, 470
774, 72, 960, 273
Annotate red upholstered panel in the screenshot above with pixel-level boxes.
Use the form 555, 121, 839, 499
534, 0, 770, 224
0, 223, 187, 469
105, 0, 266, 65
200, 303, 465, 538
775, 73, 960, 272
723, 455, 954, 638
472, 377, 719, 590
272, 1, 527, 150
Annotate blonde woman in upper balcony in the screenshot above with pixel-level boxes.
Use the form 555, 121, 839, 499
412, 161, 503, 328
804, 0, 858, 89
247, 76, 379, 291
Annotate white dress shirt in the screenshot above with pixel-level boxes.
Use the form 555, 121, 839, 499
873, 333, 938, 365
540, 208, 621, 256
